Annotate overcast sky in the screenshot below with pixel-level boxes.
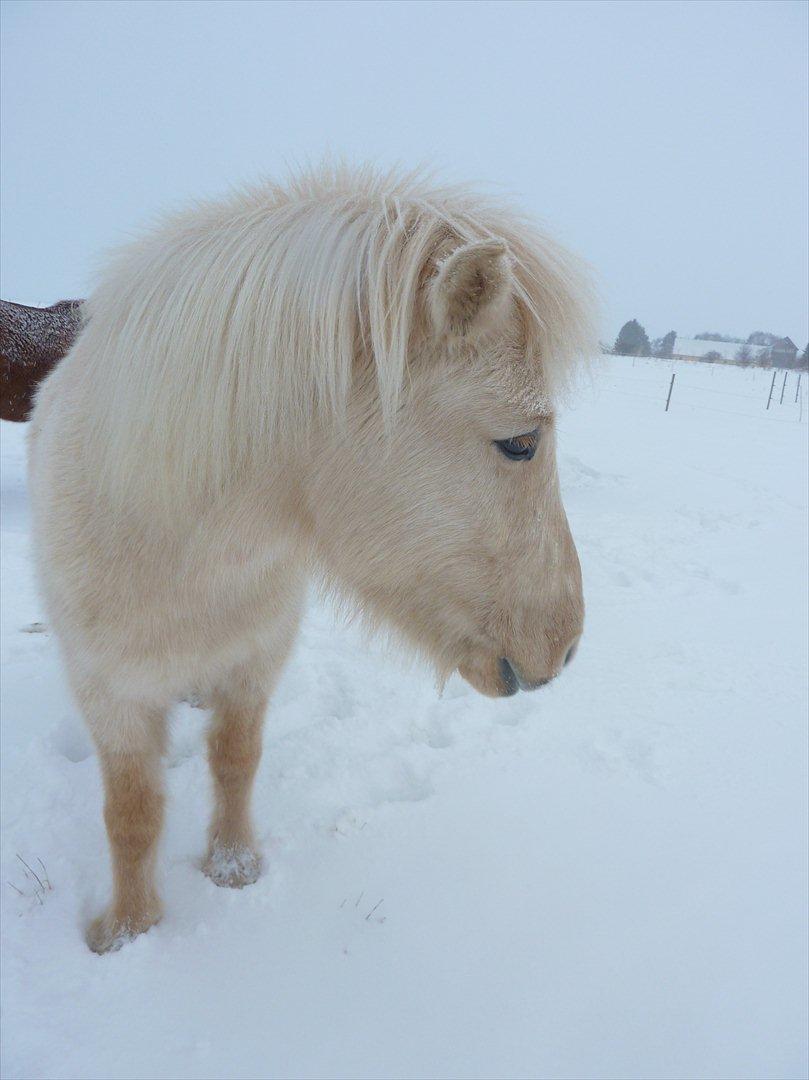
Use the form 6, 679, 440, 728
2, 0, 807, 346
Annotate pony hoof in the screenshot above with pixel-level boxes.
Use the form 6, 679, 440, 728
203, 844, 261, 888
86, 908, 160, 954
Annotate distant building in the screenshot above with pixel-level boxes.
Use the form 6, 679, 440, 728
767, 337, 798, 367
671, 336, 798, 367
672, 337, 764, 363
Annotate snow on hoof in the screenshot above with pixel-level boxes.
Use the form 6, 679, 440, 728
86, 908, 160, 954
180, 691, 209, 709
203, 844, 261, 889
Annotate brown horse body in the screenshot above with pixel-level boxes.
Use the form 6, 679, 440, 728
0, 299, 83, 421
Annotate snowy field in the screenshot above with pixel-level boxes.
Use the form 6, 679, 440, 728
1, 356, 807, 1080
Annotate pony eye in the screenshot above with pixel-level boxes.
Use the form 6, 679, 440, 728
494, 428, 539, 461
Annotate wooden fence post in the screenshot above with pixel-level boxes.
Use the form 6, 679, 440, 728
766, 370, 777, 409
796, 371, 802, 403
665, 372, 676, 412
779, 371, 788, 405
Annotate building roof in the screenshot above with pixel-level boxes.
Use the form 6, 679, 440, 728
673, 337, 767, 361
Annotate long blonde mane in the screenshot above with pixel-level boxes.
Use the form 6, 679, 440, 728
68, 164, 595, 502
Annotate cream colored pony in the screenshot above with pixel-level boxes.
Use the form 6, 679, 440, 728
28, 165, 596, 952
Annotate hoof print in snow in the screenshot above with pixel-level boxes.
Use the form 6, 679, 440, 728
20, 622, 47, 634
52, 719, 92, 763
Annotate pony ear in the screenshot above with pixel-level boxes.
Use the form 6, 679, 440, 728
429, 239, 512, 338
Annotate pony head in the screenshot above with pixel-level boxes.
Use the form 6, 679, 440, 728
280, 172, 597, 695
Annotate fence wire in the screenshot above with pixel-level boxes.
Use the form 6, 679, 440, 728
600, 364, 807, 424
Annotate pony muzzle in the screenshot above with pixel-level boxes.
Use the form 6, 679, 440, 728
498, 657, 551, 694
496, 636, 581, 696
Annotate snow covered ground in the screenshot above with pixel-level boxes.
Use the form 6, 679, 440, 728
1, 356, 807, 1080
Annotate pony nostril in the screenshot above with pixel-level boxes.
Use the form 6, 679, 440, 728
498, 658, 520, 696
501, 659, 550, 692
564, 641, 579, 667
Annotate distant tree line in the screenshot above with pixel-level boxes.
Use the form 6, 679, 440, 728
695, 331, 745, 343
609, 320, 808, 369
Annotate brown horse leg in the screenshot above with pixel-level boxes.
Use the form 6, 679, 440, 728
81, 693, 167, 953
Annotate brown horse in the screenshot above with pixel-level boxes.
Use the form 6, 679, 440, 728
0, 299, 84, 421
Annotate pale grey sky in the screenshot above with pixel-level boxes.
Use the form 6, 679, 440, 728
2, 0, 807, 346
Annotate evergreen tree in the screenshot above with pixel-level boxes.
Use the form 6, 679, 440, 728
654, 330, 677, 359
613, 319, 651, 357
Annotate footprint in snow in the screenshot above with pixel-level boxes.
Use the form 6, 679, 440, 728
412, 720, 454, 749
50, 717, 93, 763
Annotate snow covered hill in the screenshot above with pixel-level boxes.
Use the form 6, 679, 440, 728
1, 357, 807, 1080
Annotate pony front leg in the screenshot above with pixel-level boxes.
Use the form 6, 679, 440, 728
202, 600, 303, 889
80, 692, 167, 953
203, 684, 266, 888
